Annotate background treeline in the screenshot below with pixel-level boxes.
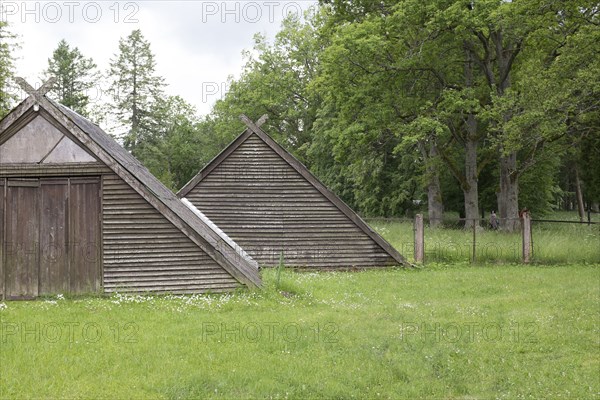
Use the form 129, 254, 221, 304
1, 1, 598, 230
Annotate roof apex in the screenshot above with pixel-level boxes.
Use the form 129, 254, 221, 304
178, 115, 410, 267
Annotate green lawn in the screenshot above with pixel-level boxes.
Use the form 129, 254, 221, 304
1, 264, 599, 399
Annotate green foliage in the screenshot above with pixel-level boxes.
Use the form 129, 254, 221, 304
507, 3, 600, 210
579, 133, 600, 203
132, 95, 208, 191
43, 39, 98, 116
310, 8, 432, 216
313, 0, 599, 218
518, 147, 562, 215
208, 10, 323, 163
276, 251, 285, 289
0, 21, 17, 118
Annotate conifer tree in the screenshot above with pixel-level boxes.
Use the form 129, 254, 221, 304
0, 21, 17, 118
108, 29, 164, 153
43, 39, 98, 116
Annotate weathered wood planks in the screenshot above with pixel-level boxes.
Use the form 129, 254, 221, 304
180, 126, 409, 268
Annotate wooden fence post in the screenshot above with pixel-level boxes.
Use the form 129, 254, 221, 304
522, 211, 532, 263
414, 214, 424, 264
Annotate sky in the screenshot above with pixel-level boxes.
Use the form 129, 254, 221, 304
1, 0, 317, 116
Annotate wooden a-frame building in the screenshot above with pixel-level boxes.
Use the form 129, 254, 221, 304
0, 80, 261, 299
178, 115, 409, 269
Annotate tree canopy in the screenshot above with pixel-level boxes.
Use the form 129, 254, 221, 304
1, 4, 597, 219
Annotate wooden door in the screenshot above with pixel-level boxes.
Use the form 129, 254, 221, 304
2, 177, 101, 298
0, 179, 4, 299
5, 180, 40, 299
69, 178, 101, 293
39, 179, 69, 294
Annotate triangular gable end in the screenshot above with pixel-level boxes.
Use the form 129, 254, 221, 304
0, 114, 98, 164
0, 94, 261, 290
43, 136, 97, 163
178, 116, 409, 268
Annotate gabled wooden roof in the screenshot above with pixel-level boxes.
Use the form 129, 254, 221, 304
0, 95, 262, 288
178, 115, 409, 267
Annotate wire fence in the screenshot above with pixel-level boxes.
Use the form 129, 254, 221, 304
366, 214, 600, 265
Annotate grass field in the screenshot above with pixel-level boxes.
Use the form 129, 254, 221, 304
1, 214, 599, 398
1, 264, 599, 399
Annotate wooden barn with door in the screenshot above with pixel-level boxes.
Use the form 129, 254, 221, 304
0, 80, 261, 300
178, 115, 408, 268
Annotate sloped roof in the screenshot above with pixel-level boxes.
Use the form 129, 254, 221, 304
178, 116, 409, 267
0, 95, 261, 288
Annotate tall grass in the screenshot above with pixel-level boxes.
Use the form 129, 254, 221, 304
369, 211, 600, 264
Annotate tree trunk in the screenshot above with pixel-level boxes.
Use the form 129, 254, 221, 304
498, 151, 519, 231
463, 118, 479, 230
428, 171, 444, 228
419, 141, 443, 228
462, 48, 480, 230
574, 167, 585, 222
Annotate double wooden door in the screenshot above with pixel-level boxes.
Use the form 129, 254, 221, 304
0, 177, 101, 299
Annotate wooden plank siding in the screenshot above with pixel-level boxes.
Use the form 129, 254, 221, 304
102, 174, 241, 294
1, 94, 261, 298
0, 163, 111, 177
184, 134, 398, 268
0, 177, 102, 299
69, 178, 102, 293
0, 178, 4, 298
52, 101, 260, 288
4, 180, 40, 299
39, 179, 69, 295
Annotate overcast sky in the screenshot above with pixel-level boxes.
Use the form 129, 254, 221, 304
1, 0, 317, 116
